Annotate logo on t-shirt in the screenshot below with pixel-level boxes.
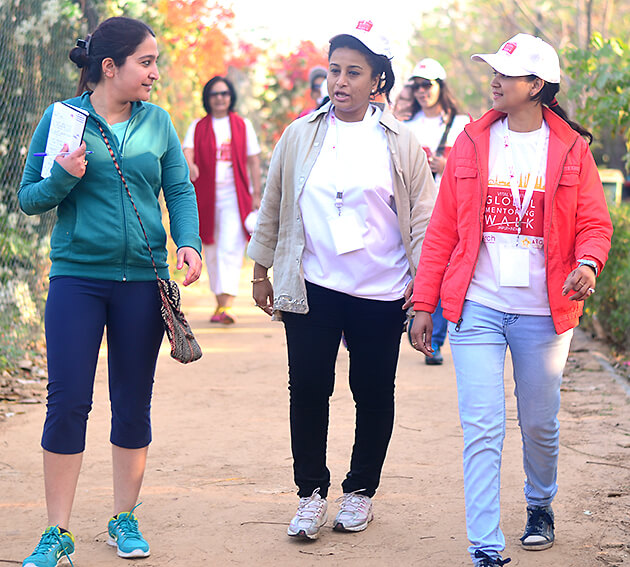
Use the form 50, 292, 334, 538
484, 176, 544, 247
217, 141, 232, 162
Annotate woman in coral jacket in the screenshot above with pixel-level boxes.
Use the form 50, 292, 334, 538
407, 34, 612, 567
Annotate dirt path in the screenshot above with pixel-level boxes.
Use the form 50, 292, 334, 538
1, 261, 629, 566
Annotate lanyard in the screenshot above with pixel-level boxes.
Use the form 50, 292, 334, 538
329, 106, 374, 216
502, 118, 548, 244
329, 110, 344, 216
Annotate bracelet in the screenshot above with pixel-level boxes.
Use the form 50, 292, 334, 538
251, 276, 270, 284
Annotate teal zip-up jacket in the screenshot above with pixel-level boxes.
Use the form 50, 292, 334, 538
19, 92, 202, 281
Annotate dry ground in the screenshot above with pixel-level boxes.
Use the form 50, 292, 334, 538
1, 261, 629, 566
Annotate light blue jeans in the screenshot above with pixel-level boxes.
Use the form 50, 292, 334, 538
431, 299, 448, 349
448, 300, 573, 564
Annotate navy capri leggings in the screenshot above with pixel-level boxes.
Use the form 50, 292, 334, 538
43, 276, 164, 454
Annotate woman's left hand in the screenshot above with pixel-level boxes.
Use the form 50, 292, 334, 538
562, 265, 597, 301
177, 246, 202, 286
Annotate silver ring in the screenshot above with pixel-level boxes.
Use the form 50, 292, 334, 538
588, 288, 595, 294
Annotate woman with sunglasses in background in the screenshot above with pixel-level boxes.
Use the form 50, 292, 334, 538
406, 59, 470, 365
183, 76, 262, 324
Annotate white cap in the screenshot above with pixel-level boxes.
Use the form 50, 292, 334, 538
409, 58, 446, 81
471, 33, 560, 83
330, 19, 392, 59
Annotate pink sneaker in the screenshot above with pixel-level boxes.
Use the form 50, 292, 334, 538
210, 308, 235, 325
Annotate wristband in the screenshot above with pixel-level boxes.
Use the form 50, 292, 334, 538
578, 259, 598, 276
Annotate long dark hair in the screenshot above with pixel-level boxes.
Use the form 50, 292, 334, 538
202, 76, 237, 115
527, 77, 593, 143
69, 17, 155, 96
435, 79, 461, 117
328, 35, 395, 103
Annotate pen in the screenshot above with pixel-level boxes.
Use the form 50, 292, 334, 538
33, 151, 94, 157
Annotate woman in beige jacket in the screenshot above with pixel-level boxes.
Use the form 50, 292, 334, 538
248, 19, 436, 541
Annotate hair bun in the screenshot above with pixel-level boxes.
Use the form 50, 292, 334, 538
69, 46, 90, 69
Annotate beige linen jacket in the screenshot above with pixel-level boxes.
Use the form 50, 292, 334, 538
247, 102, 437, 316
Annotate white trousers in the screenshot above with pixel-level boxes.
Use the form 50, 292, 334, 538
203, 183, 247, 297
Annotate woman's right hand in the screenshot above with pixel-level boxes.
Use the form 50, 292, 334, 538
189, 163, 200, 182
252, 262, 273, 316
409, 311, 434, 357
56, 142, 87, 178
253, 279, 274, 316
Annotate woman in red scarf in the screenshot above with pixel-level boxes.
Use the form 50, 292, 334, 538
183, 76, 262, 324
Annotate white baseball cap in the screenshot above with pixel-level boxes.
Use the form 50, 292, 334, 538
471, 33, 560, 83
409, 58, 446, 81
330, 19, 392, 59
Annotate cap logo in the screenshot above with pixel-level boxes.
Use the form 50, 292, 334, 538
356, 20, 373, 32
501, 42, 517, 55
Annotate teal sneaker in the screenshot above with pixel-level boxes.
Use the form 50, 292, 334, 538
107, 503, 150, 558
23, 526, 75, 567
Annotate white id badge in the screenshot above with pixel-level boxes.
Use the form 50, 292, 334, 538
327, 212, 365, 255
499, 245, 530, 287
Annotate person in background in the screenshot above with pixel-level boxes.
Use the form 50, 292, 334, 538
182, 76, 262, 325
299, 66, 328, 117
408, 33, 613, 567
392, 83, 417, 121
249, 19, 436, 541
19, 16, 202, 567
407, 58, 470, 365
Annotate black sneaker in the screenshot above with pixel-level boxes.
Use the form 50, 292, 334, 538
473, 550, 511, 566
520, 505, 555, 550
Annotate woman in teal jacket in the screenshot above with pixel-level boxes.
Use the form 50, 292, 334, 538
19, 17, 202, 567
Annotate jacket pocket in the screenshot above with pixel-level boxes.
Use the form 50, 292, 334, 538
454, 165, 478, 179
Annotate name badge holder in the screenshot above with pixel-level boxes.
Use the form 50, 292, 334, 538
326, 111, 365, 255
499, 119, 547, 288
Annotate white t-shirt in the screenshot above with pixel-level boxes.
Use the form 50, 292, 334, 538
182, 116, 261, 188
407, 112, 469, 186
299, 106, 411, 301
300, 105, 410, 301
466, 118, 550, 315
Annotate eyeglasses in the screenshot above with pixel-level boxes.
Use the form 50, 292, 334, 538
412, 80, 436, 90
209, 90, 231, 98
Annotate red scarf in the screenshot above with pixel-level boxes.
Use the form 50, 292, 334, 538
192, 112, 252, 244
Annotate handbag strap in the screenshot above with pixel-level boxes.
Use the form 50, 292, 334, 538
96, 121, 160, 282
435, 112, 456, 157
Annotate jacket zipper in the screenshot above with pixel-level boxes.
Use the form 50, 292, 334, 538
454, 130, 485, 324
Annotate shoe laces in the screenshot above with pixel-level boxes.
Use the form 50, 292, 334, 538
336, 489, 370, 514
112, 502, 143, 539
295, 488, 326, 520
32, 526, 74, 567
525, 506, 554, 532
474, 550, 511, 566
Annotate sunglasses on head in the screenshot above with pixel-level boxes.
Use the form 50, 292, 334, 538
209, 90, 231, 98
413, 79, 436, 90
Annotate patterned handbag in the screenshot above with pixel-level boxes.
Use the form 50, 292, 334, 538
97, 122, 202, 364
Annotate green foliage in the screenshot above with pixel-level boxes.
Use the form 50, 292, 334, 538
0, 0, 88, 373
564, 35, 630, 172
581, 204, 630, 352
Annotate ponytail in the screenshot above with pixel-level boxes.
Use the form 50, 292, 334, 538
531, 80, 593, 144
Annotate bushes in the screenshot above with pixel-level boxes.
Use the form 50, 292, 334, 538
581, 203, 630, 352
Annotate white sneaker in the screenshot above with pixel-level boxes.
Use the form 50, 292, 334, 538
333, 491, 374, 532
287, 488, 328, 540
